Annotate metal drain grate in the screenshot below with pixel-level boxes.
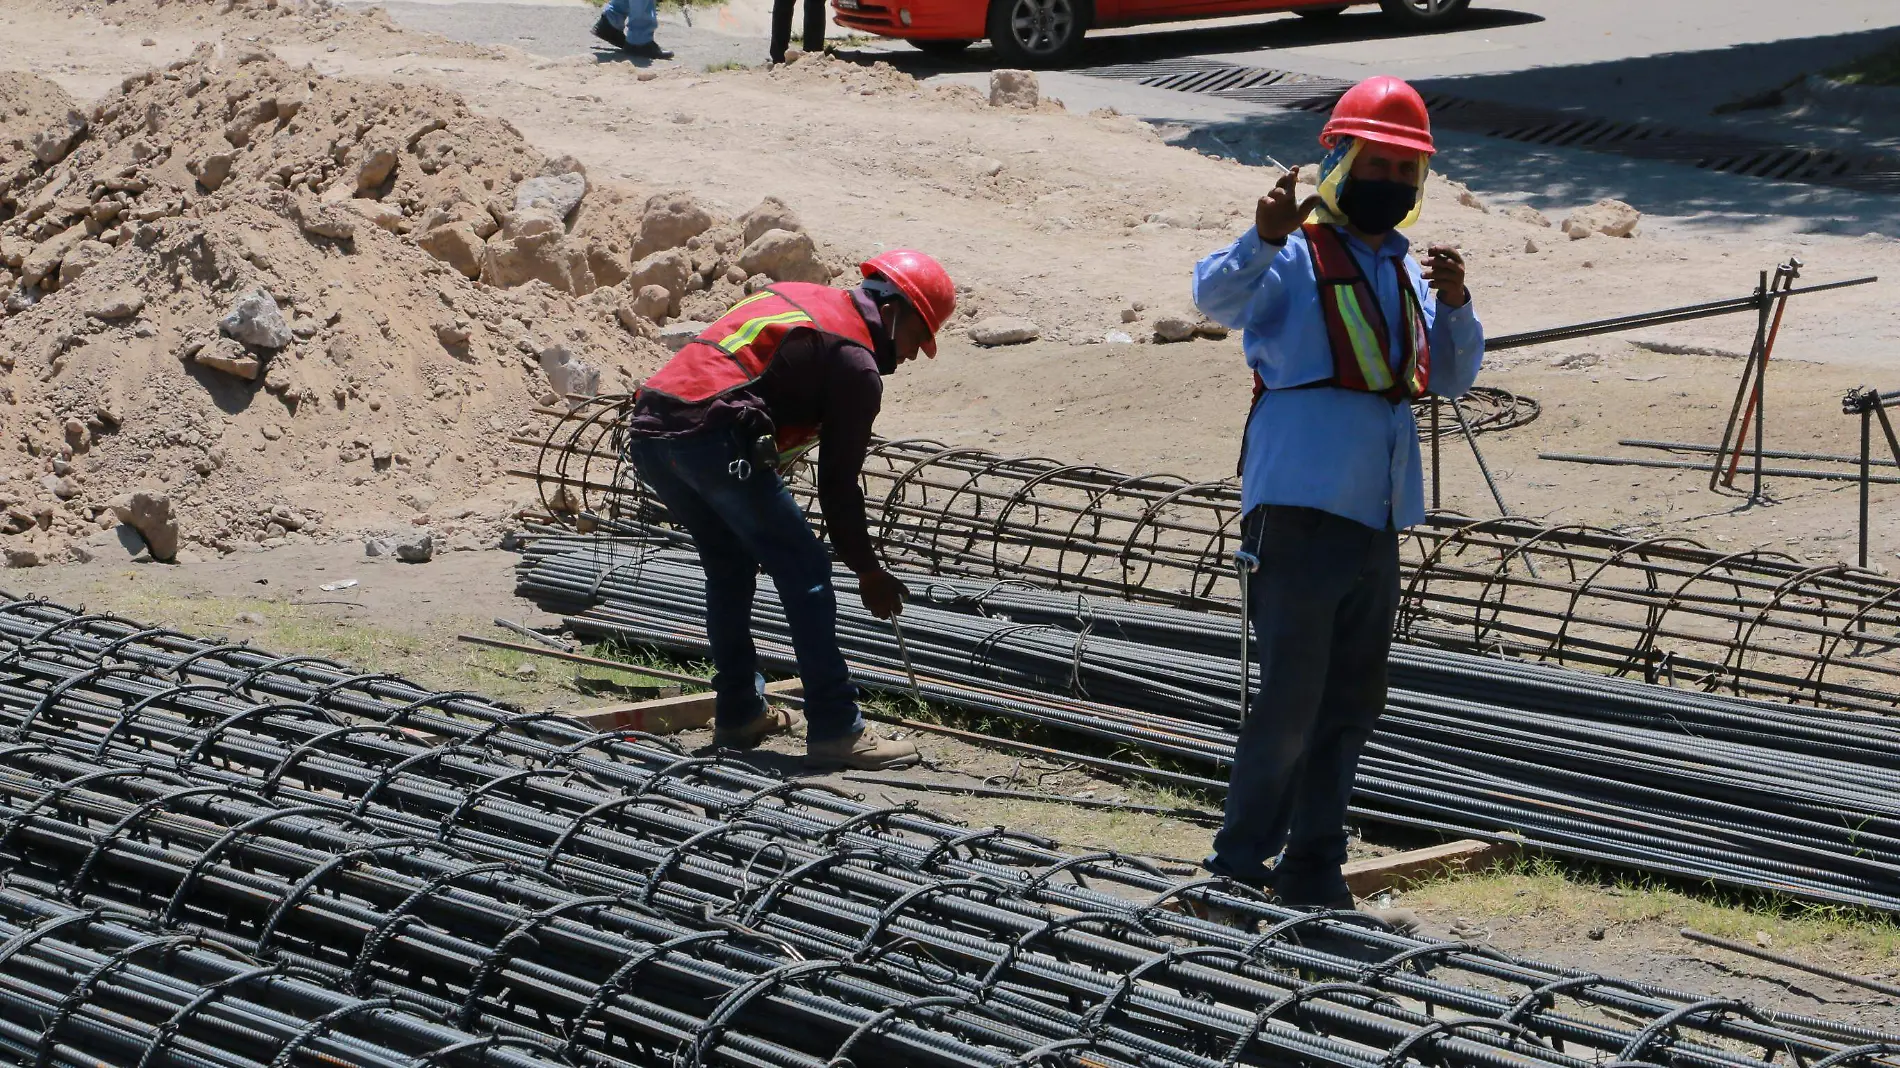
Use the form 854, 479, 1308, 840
1077, 60, 1900, 194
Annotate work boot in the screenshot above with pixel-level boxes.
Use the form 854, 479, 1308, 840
805, 729, 920, 770
590, 14, 627, 48
710, 706, 804, 751
622, 40, 675, 60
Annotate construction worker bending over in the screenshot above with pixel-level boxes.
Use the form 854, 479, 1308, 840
624, 251, 956, 771
1190, 77, 1484, 911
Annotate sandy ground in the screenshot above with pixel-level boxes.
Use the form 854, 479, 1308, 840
5, 0, 1900, 1020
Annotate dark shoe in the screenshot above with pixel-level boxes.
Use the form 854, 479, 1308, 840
590, 14, 627, 48
1201, 856, 1274, 891
711, 706, 804, 750
623, 40, 674, 60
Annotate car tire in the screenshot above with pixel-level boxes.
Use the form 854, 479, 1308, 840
986, 0, 1089, 68
1377, 0, 1470, 27
911, 38, 975, 55
1296, 5, 1350, 16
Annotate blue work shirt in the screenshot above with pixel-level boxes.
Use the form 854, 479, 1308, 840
1192, 226, 1485, 531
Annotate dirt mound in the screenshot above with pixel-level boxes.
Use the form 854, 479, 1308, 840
0, 46, 851, 566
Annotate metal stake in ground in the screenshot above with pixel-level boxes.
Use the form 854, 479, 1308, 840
889, 612, 923, 701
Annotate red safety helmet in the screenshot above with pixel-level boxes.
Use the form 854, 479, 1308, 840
861, 249, 955, 357
1320, 76, 1435, 155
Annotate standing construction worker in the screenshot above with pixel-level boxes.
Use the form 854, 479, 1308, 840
1191, 76, 1485, 912
624, 251, 955, 770
769, 0, 827, 63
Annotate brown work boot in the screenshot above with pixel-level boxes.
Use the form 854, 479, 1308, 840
805, 729, 920, 770
710, 706, 804, 751
1290, 893, 1421, 934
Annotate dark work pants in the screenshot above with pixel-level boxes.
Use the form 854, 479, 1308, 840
627, 430, 864, 742
769, 0, 827, 63
1208, 505, 1400, 904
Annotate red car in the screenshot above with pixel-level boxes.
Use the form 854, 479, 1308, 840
831, 0, 1469, 67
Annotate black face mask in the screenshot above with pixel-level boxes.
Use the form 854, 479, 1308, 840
1337, 177, 1417, 234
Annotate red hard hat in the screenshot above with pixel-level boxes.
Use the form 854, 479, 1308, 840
861, 249, 955, 356
1320, 76, 1434, 155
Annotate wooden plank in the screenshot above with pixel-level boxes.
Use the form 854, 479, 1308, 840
568, 680, 804, 735
1343, 839, 1514, 896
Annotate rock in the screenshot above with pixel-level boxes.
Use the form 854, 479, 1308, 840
738, 228, 827, 284
738, 196, 804, 246
1120, 308, 1139, 323
630, 283, 671, 320
191, 151, 235, 191
394, 532, 435, 563
20, 225, 87, 288
436, 320, 471, 347
58, 241, 111, 287
293, 199, 356, 241
355, 143, 399, 193
990, 69, 1039, 108
30, 109, 87, 165
86, 288, 145, 320
513, 172, 588, 220
627, 248, 693, 302
39, 474, 79, 499
348, 198, 407, 233
1562, 198, 1641, 240
220, 288, 293, 350
1503, 204, 1551, 228
1153, 315, 1196, 343
108, 490, 179, 562
481, 229, 596, 294
538, 344, 602, 401
631, 191, 714, 260
364, 536, 394, 557
1193, 319, 1230, 340
1456, 189, 1489, 213
371, 442, 393, 464
659, 322, 707, 352
504, 208, 564, 240
965, 156, 1004, 178
192, 337, 261, 380
1524, 237, 1539, 254
417, 222, 484, 279
969, 316, 1040, 345
5, 548, 42, 569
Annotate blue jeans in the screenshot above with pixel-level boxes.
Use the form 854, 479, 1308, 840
603, 0, 658, 45
1209, 505, 1399, 904
628, 430, 864, 742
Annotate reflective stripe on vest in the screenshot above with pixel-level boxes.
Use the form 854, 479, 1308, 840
1302, 223, 1430, 401
638, 283, 878, 463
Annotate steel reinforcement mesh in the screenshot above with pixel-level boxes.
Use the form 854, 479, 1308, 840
0, 598, 1896, 1066
518, 395, 1900, 715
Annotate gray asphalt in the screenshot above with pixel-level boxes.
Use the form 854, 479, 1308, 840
356, 0, 1900, 233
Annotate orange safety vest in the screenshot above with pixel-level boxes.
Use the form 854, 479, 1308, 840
1237, 225, 1433, 476
640, 283, 877, 465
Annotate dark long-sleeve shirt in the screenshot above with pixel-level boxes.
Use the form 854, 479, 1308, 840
626, 289, 889, 575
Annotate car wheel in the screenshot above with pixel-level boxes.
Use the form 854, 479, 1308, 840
986, 0, 1088, 68
1296, 5, 1350, 16
912, 38, 975, 55
1377, 0, 1470, 27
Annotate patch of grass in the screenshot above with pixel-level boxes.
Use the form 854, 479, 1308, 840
1825, 41, 1900, 87
1406, 853, 1900, 968
703, 60, 751, 73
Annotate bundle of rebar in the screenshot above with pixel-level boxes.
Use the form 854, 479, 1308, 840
517, 540, 1900, 915
517, 398, 1900, 714
0, 597, 1897, 1067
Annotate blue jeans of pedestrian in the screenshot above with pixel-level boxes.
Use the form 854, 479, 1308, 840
1208, 505, 1399, 904
603, 0, 658, 46
627, 430, 864, 742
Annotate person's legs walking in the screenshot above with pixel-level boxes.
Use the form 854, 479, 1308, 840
1208, 506, 1356, 882
594, 0, 629, 46
769, 0, 796, 62
801, 0, 827, 54
1272, 522, 1399, 905
621, 0, 660, 47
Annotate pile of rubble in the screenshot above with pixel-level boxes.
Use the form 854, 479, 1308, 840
0, 46, 850, 567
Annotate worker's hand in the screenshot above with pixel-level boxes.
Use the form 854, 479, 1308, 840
1256, 168, 1324, 244
859, 568, 909, 620
1423, 244, 1469, 307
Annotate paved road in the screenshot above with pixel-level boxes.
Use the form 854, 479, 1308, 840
359, 0, 1900, 232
